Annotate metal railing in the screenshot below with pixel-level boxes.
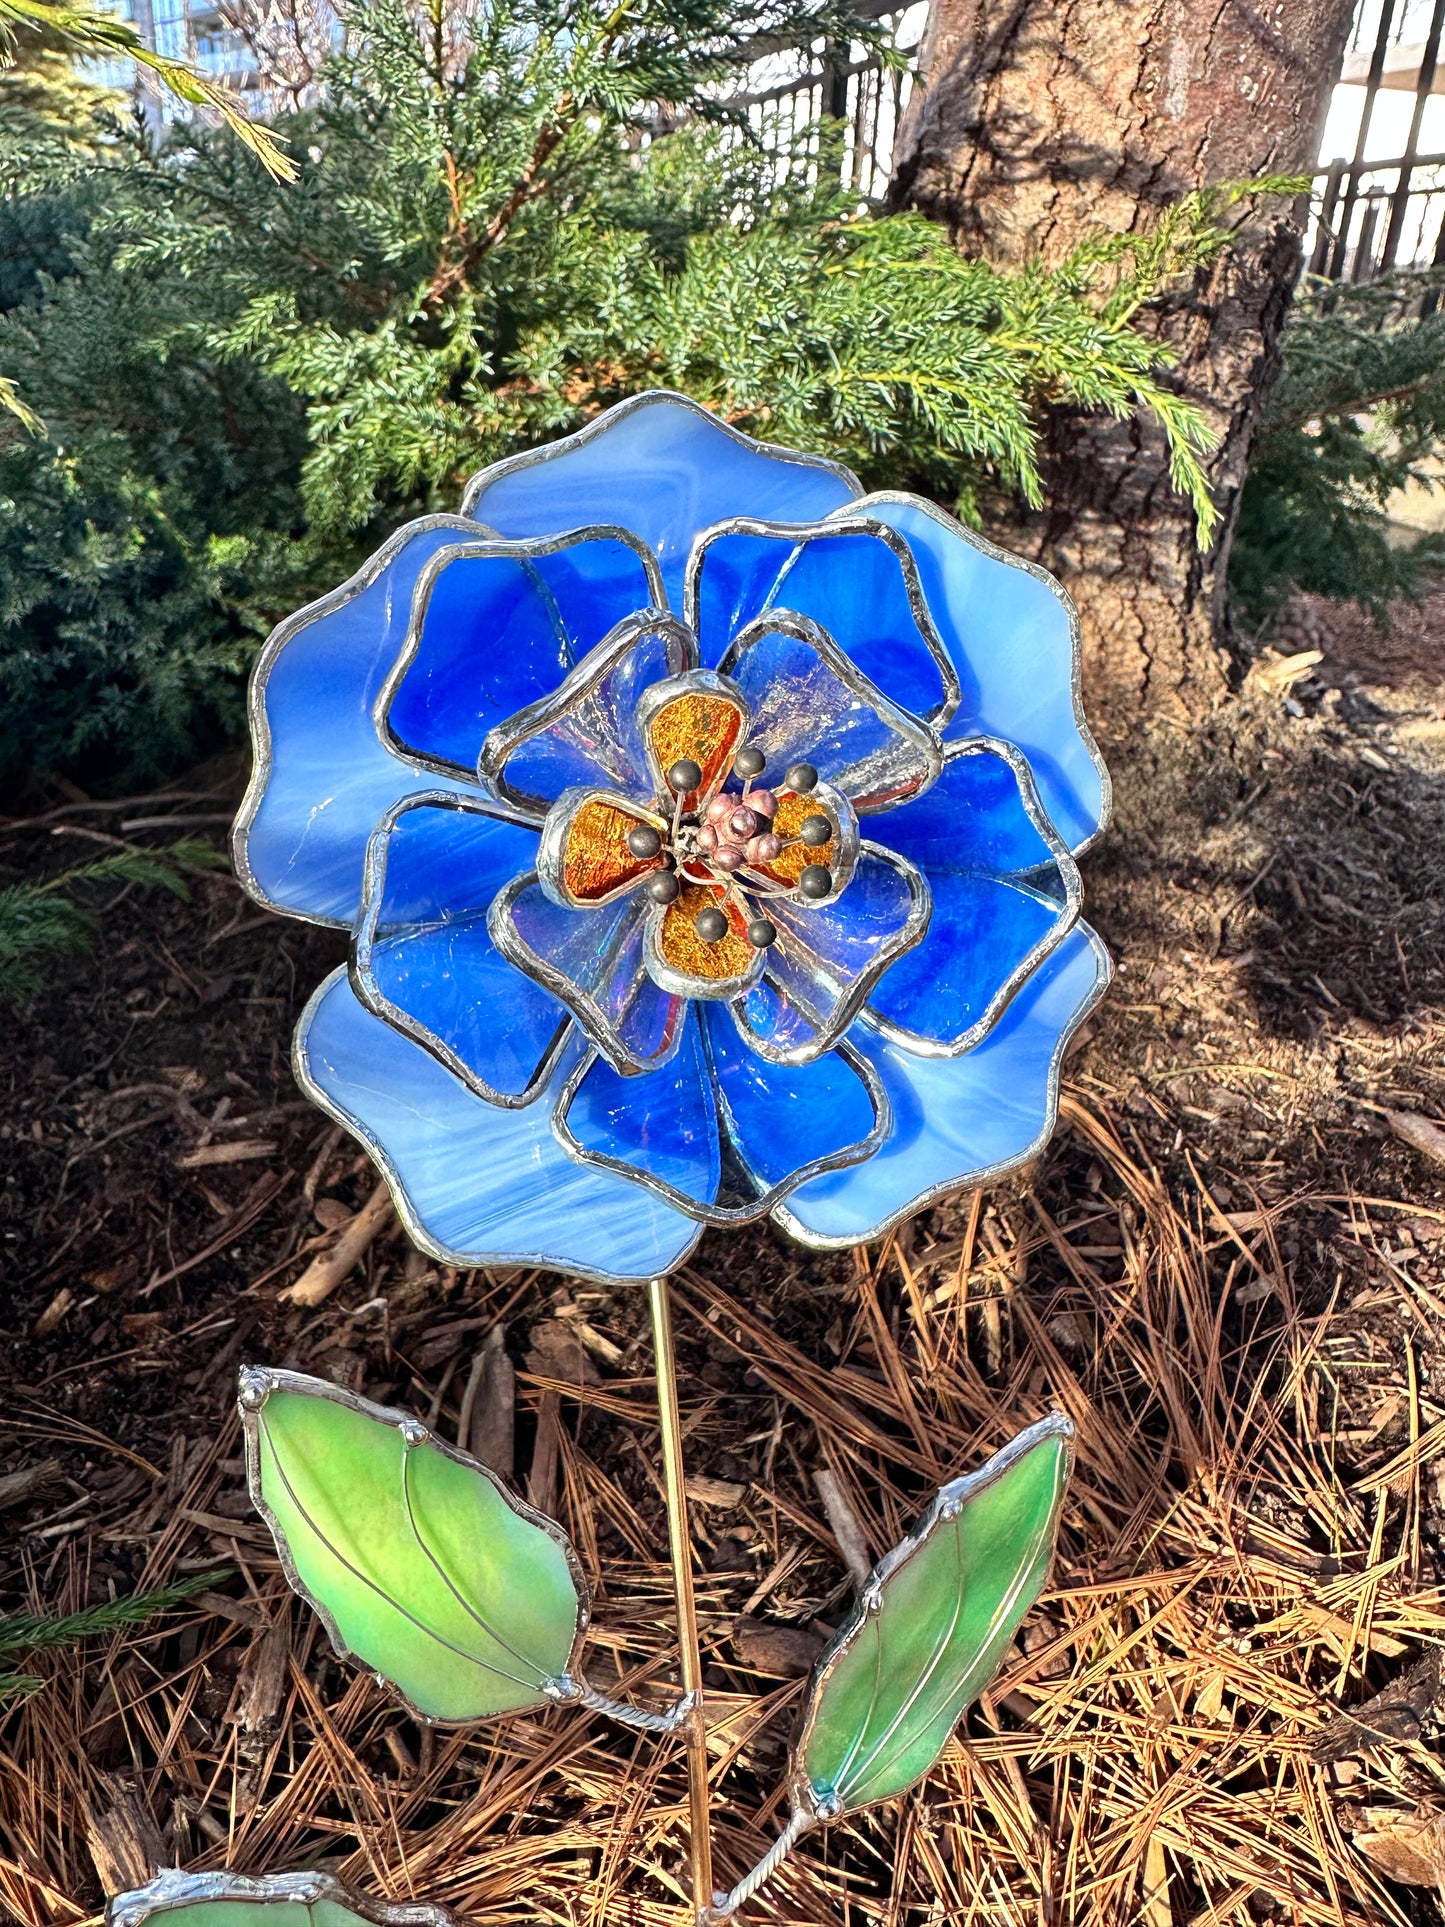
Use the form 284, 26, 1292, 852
728, 0, 927, 202
1309, 0, 1445, 280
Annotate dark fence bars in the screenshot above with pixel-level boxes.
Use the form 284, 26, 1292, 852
1308, 0, 1445, 282
733, 0, 1445, 286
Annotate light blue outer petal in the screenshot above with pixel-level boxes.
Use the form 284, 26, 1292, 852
461, 391, 863, 610
234, 515, 482, 927
296, 966, 701, 1283
831, 494, 1111, 853
774, 924, 1111, 1247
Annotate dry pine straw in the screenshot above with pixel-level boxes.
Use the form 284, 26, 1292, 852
3, 1089, 1444, 1927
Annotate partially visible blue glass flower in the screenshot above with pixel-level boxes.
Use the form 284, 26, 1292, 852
234, 392, 1112, 1284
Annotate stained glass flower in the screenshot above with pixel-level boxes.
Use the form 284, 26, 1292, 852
234, 392, 1112, 1283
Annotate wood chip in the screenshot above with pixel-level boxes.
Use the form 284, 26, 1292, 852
1349, 1804, 1445, 1887
33, 1287, 73, 1338
176, 1507, 271, 1544
0, 1458, 64, 1511
460, 1324, 515, 1475
731, 1615, 828, 1677
1385, 1109, 1445, 1171
685, 1474, 745, 1509
1311, 1650, 1441, 1763
525, 1319, 601, 1387
174, 1138, 277, 1169
84, 1777, 165, 1893
527, 1390, 561, 1515
280, 1177, 393, 1307
239, 1602, 291, 1737
813, 1467, 874, 1588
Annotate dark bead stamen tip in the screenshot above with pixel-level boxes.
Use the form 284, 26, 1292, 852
668, 758, 703, 794
627, 823, 663, 858
747, 918, 777, 949
799, 814, 831, 847
734, 745, 766, 778
784, 761, 818, 794
695, 906, 729, 943
798, 864, 832, 900
647, 872, 680, 904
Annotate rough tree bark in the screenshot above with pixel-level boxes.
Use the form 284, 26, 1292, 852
890, 0, 1356, 732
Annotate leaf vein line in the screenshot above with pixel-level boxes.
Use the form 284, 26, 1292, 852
261, 1427, 537, 1692
398, 1435, 549, 1686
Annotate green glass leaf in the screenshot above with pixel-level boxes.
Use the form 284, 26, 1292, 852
796, 1413, 1072, 1816
239, 1366, 586, 1723
107, 1869, 456, 1927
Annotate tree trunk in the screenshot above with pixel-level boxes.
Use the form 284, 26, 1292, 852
890, 0, 1355, 731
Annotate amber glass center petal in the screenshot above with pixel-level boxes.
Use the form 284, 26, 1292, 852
647, 690, 744, 811
657, 883, 754, 983
562, 797, 664, 904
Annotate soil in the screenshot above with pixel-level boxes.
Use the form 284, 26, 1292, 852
1, 590, 1443, 1927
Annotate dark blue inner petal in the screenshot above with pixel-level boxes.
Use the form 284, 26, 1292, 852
690, 529, 792, 663
841, 496, 1109, 852
768, 531, 953, 722
865, 873, 1063, 1050
865, 743, 1077, 1054
560, 1011, 719, 1209
386, 536, 658, 778
705, 1012, 878, 1193
877, 742, 1056, 875
354, 802, 562, 1104
365, 922, 566, 1103
367, 799, 537, 929
691, 525, 952, 724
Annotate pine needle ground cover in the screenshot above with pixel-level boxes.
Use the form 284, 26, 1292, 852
0, 591, 1443, 1927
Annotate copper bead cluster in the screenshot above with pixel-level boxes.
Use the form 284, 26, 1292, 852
627, 749, 834, 949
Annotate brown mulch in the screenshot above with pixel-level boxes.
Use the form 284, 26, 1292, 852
2, 590, 1444, 1927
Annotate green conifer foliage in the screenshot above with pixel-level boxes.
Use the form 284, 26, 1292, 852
1231, 270, 1445, 622
1, 0, 1279, 787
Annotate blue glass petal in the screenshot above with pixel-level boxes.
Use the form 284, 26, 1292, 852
731, 846, 929, 1061
385, 534, 661, 779
723, 622, 940, 812
559, 1011, 720, 1210
236, 516, 481, 927
490, 616, 694, 810
866, 743, 1079, 1053
705, 1012, 880, 1193
878, 740, 1059, 878
837, 495, 1110, 852
296, 968, 701, 1281
354, 801, 564, 1103
496, 879, 684, 1072
776, 925, 1111, 1246
462, 392, 862, 610
867, 874, 1062, 1054
691, 525, 955, 723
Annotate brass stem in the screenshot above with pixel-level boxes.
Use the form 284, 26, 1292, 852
647, 1275, 714, 1919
